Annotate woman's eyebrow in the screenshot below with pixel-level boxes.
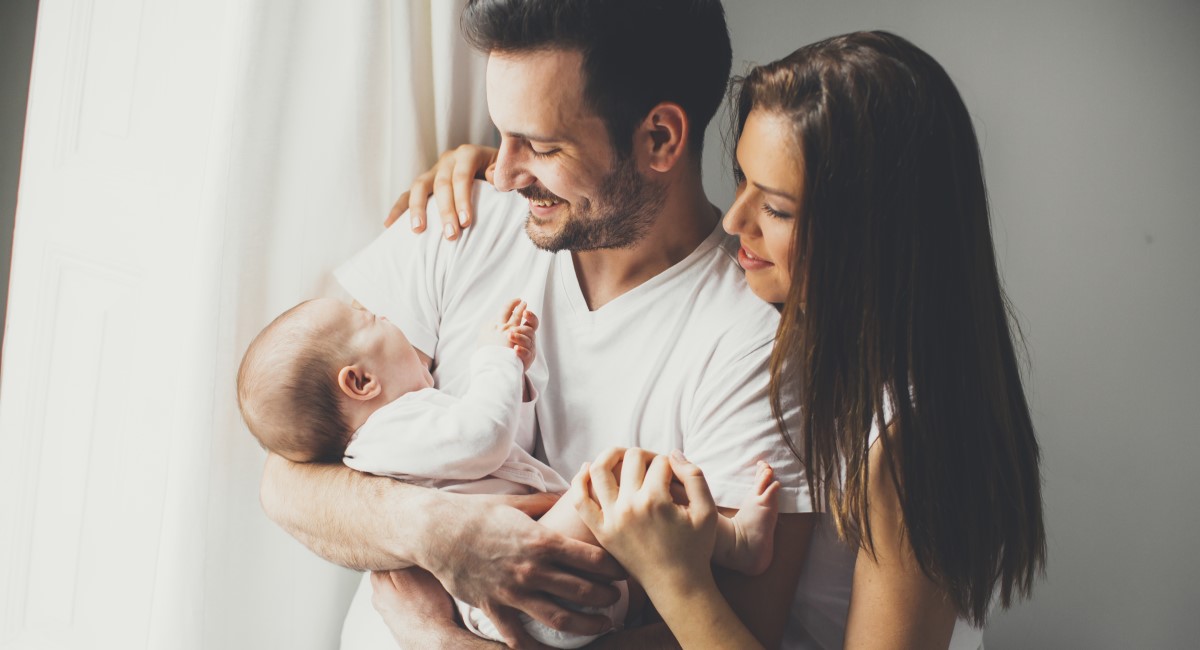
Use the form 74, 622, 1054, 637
753, 181, 799, 202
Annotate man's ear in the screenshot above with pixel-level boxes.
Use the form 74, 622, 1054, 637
636, 102, 689, 173
337, 364, 383, 401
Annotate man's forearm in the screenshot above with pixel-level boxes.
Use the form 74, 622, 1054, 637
260, 452, 439, 570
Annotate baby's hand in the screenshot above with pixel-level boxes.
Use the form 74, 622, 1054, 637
503, 301, 538, 372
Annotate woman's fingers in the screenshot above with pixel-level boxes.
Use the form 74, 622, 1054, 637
588, 457, 621, 507
571, 463, 604, 529
451, 145, 494, 228
437, 144, 499, 236
668, 451, 716, 521
407, 172, 436, 231
388, 144, 497, 234
590, 446, 627, 473
433, 172, 461, 241
644, 453, 675, 494
385, 191, 410, 228
619, 448, 652, 495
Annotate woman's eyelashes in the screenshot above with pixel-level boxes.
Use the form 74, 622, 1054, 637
762, 202, 792, 220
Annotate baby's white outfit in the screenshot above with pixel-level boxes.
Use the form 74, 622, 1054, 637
343, 345, 626, 648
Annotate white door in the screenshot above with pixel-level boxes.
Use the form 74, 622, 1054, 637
0, 1, 357, 648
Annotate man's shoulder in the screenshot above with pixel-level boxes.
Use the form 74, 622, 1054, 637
434, 181, 529, 244
684, 231, 782, 341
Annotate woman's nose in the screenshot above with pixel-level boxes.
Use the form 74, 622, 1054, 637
723, 188, 754, 236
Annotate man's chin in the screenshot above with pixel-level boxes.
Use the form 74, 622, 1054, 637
524, 215, 565, 252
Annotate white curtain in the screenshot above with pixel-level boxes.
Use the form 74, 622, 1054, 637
0, 1, 489, 648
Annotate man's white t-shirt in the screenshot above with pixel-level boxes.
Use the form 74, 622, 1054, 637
335, 182, 810, 510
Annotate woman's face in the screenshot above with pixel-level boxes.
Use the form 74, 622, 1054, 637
722, 109, 805, 305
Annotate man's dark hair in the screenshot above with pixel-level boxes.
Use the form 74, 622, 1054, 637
462, 0, 732, 162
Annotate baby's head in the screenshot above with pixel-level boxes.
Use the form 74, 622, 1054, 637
237, 298, 432, 463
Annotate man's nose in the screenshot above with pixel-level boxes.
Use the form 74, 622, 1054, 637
492, 140, 535, 192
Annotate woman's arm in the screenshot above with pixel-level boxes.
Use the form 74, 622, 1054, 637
573, 449, 810, 649
843, 441, 958, 650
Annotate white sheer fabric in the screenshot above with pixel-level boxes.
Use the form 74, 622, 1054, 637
0, 1, 486, 648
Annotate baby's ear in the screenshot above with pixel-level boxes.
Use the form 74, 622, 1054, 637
337, 365, 382, 401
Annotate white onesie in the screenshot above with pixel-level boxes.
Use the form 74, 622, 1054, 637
344, 346, 566, 496
342, 344, 623, 648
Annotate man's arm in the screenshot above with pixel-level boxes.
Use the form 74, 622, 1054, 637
260, 452, 434, 570
260, 453, 625, 637
369, 570, 520, 649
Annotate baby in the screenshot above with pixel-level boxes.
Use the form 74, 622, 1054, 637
237, 297, 780, 648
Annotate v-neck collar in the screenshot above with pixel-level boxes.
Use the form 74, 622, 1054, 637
556, 223, 727, 322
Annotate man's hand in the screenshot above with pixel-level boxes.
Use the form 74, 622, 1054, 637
386, 144, 500, 239
370, 569, 464, 647
423, 493, 627, 645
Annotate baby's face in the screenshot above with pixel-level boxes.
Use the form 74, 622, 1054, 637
308, 298, 433, 401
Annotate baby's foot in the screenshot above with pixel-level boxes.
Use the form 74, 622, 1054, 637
726, 461, 780, 575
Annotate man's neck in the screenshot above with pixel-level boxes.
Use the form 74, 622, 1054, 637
572, 174, 719, 310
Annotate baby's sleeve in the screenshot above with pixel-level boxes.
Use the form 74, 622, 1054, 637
344, 347, 526, 481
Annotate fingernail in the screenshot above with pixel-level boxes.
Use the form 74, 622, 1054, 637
410, 214, 419, 231
671, 449, 687, 461
458, 209, 468, 226
443, 223, 455, 239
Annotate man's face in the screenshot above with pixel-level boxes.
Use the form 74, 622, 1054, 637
485, 49, 665, 252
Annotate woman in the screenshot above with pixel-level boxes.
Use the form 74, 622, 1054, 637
396, 30, 1046, 650
571, 31, 1046, 649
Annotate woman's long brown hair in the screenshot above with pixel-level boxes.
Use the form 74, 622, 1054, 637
735, 31, 1046, 625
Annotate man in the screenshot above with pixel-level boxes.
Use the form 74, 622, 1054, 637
260, 1, 816, 647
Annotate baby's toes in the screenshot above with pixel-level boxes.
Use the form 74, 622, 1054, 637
754, 461, 776, 494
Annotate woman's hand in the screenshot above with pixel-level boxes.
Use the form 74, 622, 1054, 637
385, 144, 500, 239
571, 447, 719, 593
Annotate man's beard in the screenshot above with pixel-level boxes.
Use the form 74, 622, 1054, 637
520, 156, 666, 252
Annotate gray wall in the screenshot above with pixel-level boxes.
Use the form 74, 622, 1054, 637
704, 1, 1200, 648
1, 0, 39, 358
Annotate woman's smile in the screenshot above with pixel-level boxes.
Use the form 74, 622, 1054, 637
737, 244, 775, 271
